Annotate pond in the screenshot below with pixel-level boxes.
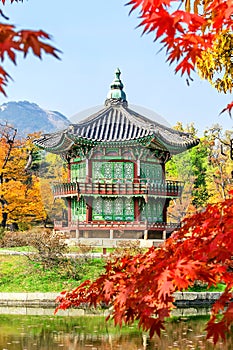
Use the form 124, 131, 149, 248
0, 309, 233, 350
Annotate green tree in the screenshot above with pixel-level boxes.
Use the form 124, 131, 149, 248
166, 123, 209, 222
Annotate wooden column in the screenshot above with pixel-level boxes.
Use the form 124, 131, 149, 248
163, 198, 170, 224
161, 161, 165, 181
136, 159, 140, 181
86, 198, 92, 222
86, 158, 92, 182
134, 160, 140, 222
67, 198, 72, 225
134, 199, 140, 221
68, 161, 71, 182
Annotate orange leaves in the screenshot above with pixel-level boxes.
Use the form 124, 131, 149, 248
0, 130, 48, 225
0, 65, 10, 96
55, 194, 233, 344
19, 30, 60, 59
0, 22, 60, 94
0, 24, 19, 63
206, 318, 228, 344
127, 0, 233, 78
0, 24, 60, 63
206, 298, 233, 344
157, 270, 174, 300
220, 101, 233, 117
0, 25, 60, 62
1, 0, 23, 5
0, 1, 60, 95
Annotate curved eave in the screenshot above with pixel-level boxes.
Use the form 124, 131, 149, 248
147, 134, 200, 155
34, 132, 98, 154
34, 131, 199, 155
34, 132, 74, 154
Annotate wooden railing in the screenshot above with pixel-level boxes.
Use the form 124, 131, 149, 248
53, 179, 183, 198
54, 220, 180, 231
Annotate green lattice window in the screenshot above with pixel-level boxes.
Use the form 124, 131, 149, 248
71, 162, 86, 182
124, 162, 134, 181
114, 162, 123, 181
92, 197, 134, 221
71, 196, 86, 221
141, 200, 164, 222
124, 197, 134, 221
114, 197, 124, 220
92, 197, 104, 220
92, 161, 134, 182
92, 162, 104, 181
104, 163, 112, 180
140, 162, 162, 183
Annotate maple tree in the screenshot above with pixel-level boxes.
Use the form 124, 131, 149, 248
0, 0, 59, 95
56, 193, 233, 344
127, 0, 233, 114
2, 0, 232, 343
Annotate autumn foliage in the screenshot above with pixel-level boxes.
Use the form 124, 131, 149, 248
0, 0, 59, 95
0, 126, 47, 228
127, 0, 232, 76
127, 0, 233, 114
56, 193, 233, 344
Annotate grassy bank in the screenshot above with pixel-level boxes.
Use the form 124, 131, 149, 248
0, 254, 105, 292
0, 252, 226, 293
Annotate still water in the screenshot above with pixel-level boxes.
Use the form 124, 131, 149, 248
0, 310, 233, 350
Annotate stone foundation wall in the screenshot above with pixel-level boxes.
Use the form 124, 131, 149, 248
0, 292, 222, 308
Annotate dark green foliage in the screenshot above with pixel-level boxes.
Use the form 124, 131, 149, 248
189, 141, 209, 208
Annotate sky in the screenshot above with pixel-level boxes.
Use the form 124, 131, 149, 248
2, 0, 233, 135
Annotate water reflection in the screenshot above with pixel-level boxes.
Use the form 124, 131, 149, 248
0, 313, 233, 350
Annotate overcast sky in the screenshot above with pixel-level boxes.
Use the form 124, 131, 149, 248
2, 0, 232, 134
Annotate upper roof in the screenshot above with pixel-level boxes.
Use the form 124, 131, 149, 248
34, 69, 199, 155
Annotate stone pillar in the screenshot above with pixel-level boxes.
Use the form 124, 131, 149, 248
110, 229, 114, 239
162, 230, 166, 240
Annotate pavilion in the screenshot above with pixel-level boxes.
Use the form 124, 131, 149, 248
34, 69, 199, 247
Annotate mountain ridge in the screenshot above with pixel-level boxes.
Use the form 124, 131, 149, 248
0, 101, 70, 137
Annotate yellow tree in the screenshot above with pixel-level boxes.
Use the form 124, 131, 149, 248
204, 126, 233, 202
0, 126, 47, 229
197, 32, 233, 94
39, 152, 67, 225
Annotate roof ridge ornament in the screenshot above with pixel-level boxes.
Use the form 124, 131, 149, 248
105, 68, 128, 107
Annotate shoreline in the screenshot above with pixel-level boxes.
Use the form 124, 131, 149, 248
0, 292, 221, 317
0, 291, 222, 308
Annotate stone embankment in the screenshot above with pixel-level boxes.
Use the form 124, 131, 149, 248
0, 291, 221, 307
0, 292, 222, 317
174, 291, 222, 307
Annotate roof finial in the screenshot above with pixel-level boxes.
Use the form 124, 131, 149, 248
105, 68, 127, 106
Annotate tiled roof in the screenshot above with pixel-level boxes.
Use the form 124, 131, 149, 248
34, 69, 199, 154
34, 101, 198, 154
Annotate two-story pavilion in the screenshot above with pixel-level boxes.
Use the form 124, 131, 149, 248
34, 69, 199, 246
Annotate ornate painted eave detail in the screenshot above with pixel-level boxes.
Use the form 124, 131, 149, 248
34, 69, 199, 155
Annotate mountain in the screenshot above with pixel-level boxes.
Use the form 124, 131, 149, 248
0, 101, 70, 137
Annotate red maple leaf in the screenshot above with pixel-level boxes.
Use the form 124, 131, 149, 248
219, 102, 233, 117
